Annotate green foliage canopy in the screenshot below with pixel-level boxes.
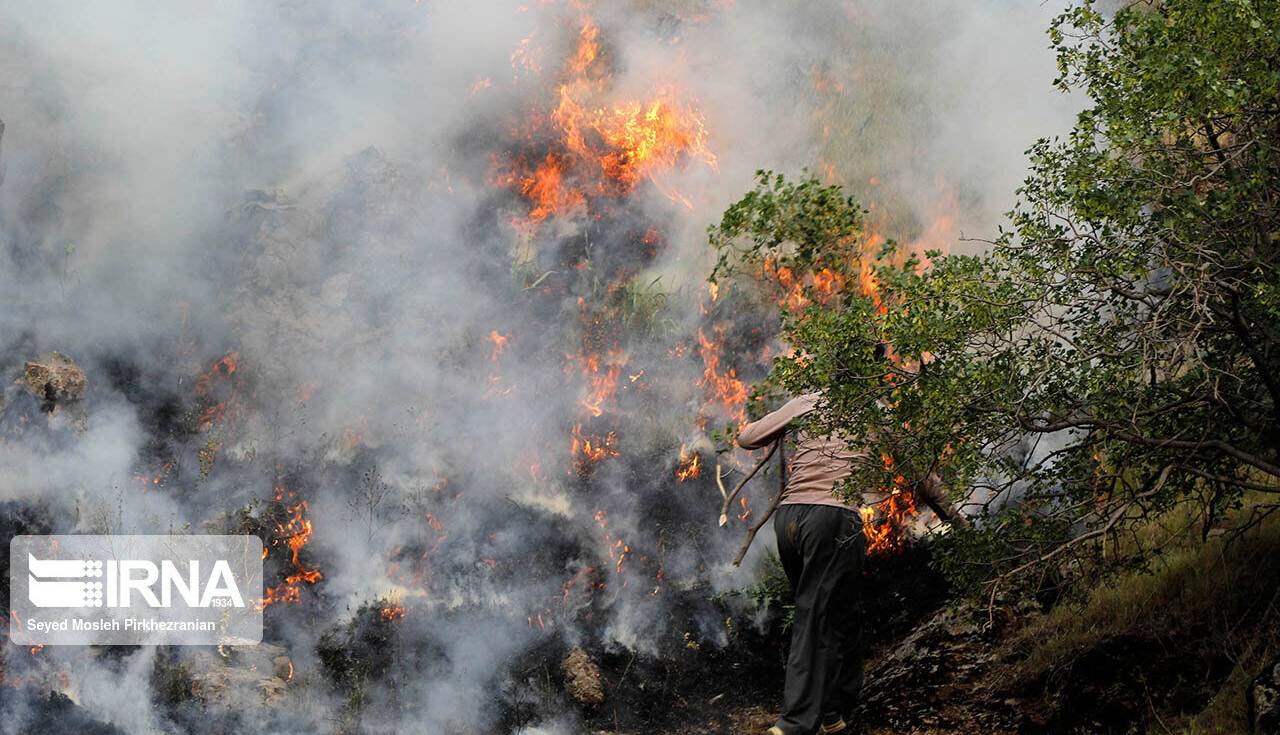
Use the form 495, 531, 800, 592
710, 0, 1280, 591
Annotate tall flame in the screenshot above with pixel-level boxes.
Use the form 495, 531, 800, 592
261, 486, 324, 608
493, 14, 717, 227
695, 326, 748, 425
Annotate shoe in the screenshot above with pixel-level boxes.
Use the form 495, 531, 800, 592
818, 715, 846, 734
766, 727, 785, 735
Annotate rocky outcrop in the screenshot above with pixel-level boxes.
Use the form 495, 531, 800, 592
859, 604, 1023, 734
562, 647, 605, 706
1250, 658, 1280, 735
11, 351, 88, 429
21, 351, 87, 409
185, 643, 294, 706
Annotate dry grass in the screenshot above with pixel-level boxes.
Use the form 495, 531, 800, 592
1000, 497, 1280, 733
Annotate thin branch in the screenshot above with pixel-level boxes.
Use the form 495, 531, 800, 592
718, 441, 778, 527
1182, 465, 1280, 494
731, 439, 785, 567
1005, 412, 1280, 479
986, 464, 1174, 618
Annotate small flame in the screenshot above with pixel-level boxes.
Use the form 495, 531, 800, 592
861, 455, 920, 555
695, 327, 748, 424
510, 31, 543, 78
488, 330, 510, 362
593, 510, 630, 576
575, 350, 626, 418
194, 352, 240, 397
676, 447, 701, 481
762, 257, 846, 313
566, 17, 600, 75
571, 423, 619, 475
857, 256, 887, 316
194, 352, 242, 431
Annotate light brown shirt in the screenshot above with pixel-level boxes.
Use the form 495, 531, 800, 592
736, 393, 862, 510
737, 394, 955, 522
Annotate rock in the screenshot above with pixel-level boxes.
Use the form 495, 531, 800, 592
14, 351, 88, 429
186, 643, 293, 706
562, 647, 605, 706
1249, 658, 1280, 734
860, 603, 1021, 733
21, 351, 87, 407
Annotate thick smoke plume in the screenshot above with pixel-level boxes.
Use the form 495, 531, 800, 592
0, 1, 1075, 732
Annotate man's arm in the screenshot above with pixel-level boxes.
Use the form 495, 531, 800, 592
736, 393, 819, 449
915, 472, 971, 528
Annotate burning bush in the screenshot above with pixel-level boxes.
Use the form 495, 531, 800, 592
316, 600, 407, 693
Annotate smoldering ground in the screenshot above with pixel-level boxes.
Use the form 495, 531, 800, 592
0, 1, 1075, 733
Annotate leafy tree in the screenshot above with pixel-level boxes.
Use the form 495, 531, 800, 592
710, 0, 1280, 594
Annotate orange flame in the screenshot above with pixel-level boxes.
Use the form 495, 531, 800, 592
194, 352, 240, 397
575, 90, 717, 196
575, 350, 626, 418
762, 257, 847, 313
861, 455, 920, 555
493, 15, 716, 227
261, 486, 323, 608
488, 330, 510, 362
571, 423, 618, 475
593, 510, 630, 576
695, 327, 748, 424
194, 351, 242, 431
857, 255, 887, 316
566, 17, 600, 75
676, 448, 701, 482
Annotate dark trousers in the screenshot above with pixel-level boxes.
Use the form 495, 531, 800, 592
773, 503, 864, 734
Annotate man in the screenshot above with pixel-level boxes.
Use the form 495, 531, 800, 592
737, 391, 864, 735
